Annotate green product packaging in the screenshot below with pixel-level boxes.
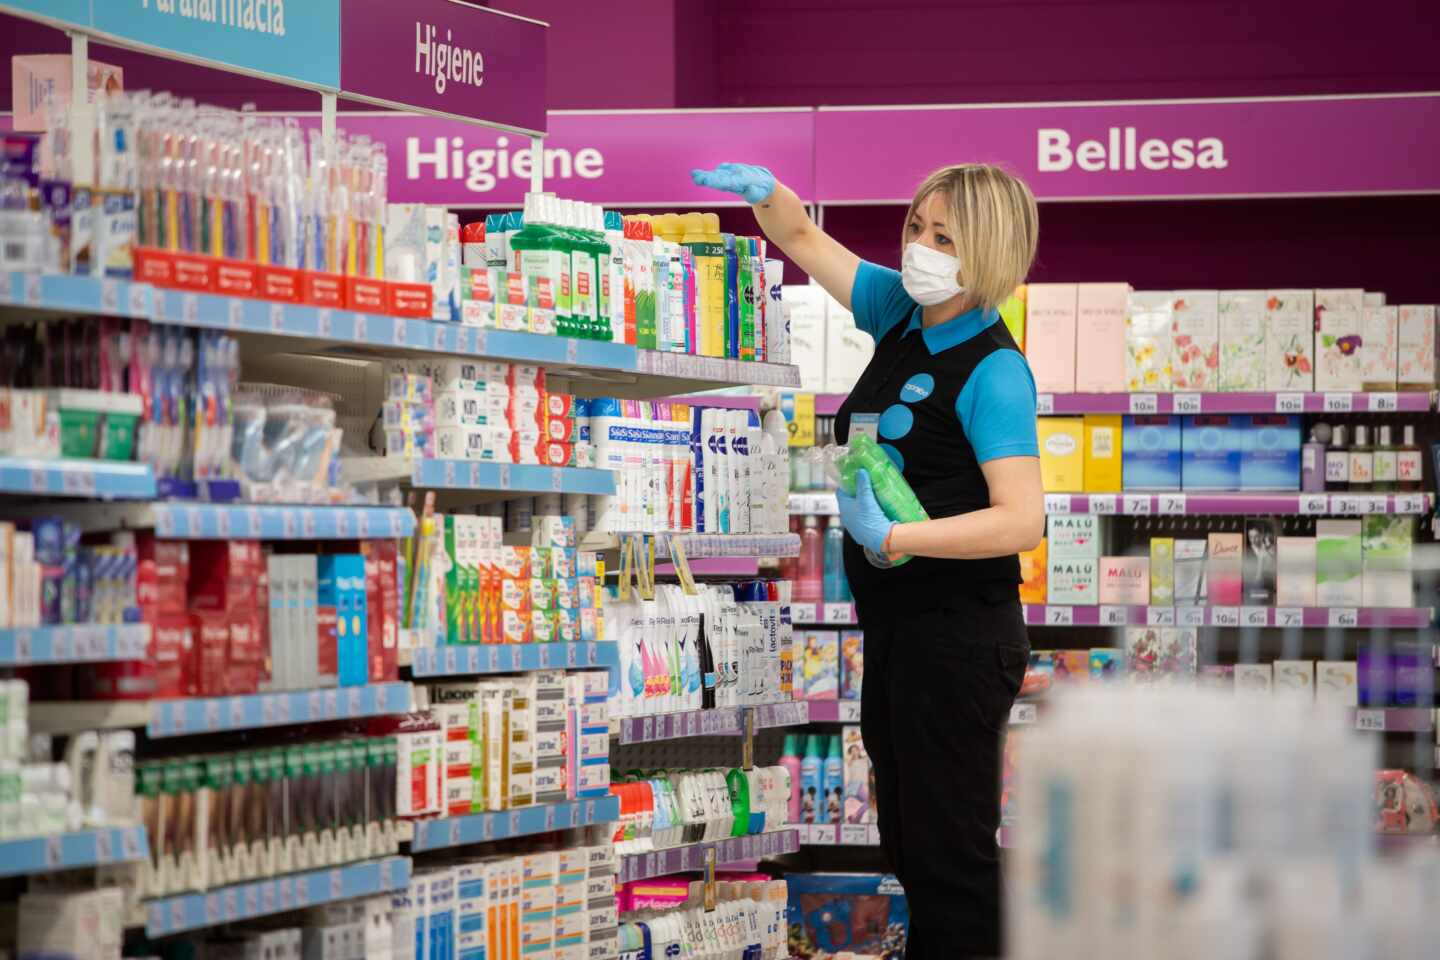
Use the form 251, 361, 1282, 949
832, 434, 931, 567
725, 768, 751, 838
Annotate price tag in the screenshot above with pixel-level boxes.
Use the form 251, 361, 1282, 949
282, 510, 298, 538
23, 272, 42, 306
443, 460, 457, 486
841, 824, 870, 846
206, 893, 223, 925
295, 877, 311, 906
14, 629, 31, 663
566, 338, 579, 364
1099, 605, 1129, 626
1332, 496, 1362, 516
642, 716, 655, 741
1362, 495, 1389, 515
1242, 606, 1270, 628
169, 898, 185, 930
551, 468, 565, 492
1274, 607, 1304, 628
95, 829, 114, 863
229, 697, 247, 727
1158, 493, 1187, 515
28, 467, 48, 494
482, 814, 496, 841
101, 278, 120, 312
1128, 393, 1158, 414
1323, 392, 1353, 413
1045, 605, 1074, 626
318, 308, 333, 337
274, 695, 291, 724
301, 510, 317, 539
1035, 394, 1055, 415
1368, 392, 1399, 412
245, 506, 263, 537
448, 819, 462, 846
1355, 709, 1386, 732
123, 826, 143, 860
444, 646, 458, 674
128, 283, 149, 316
182, 293, 199, 323
498, 465, 511, 490
224, 887, 239, 920
61, 467, 96, 497
244, 884, 260, 916
509, 811, 522, 835
1090, 495, 1119, 515
262, 695, 279, 725
380, 859, 394, 889
1328, 607, 1359, 628
1275, 392, 1305, 413
839, 701, 862, 722
1210, 606, 1240, 627
329, 869, 344, 900
213, 506, 232, 538
334, 509, 352, 538
1300, 494, 1330, 515
1395, 493, 1426, 514
545, 805, 557, 831
307, 690, 324, 720
153, 293, 167, 321
323, 689, 339, 718
1044, 493, 1071, 515
346, 687, 362, 715
1173, 393, 1202, 414
566, 643, 579, 668
823, 603, 853, 624
1177, 606, 1205, 627
433, 324, 448, 351
262, 882, 276, 914
354, 314, 367, 342
474, 328, 488, 354
392, 316, 407, 346
1122, 494, 1152, 515
279, 878, 294, 910
791, 603, 818, 624
267, 302, 285, 332
203, 699, 222, 731
1010, 702, 1038, 725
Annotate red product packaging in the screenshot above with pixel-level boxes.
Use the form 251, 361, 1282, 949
137, 535, 189, 614
317, 606, 339, 678
189, 540, 261, 612
545, 393, 576, 420
544, 417, 576, 443
388, 282, 433, 318
150, 611, 193, 699
344, 276, 387, 312
541, 440, 576, 467
171, 252, 217, 292
132, 247, 175, 287
214, 258, 259, 297
229, 611, 267, 666
360, 540, 399, 682
259, 264, 303, 302
303, 271, 347, 308
190, 610, 231, 697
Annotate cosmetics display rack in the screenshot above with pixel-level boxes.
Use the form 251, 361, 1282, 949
0, 271, 801, 395
790, 602, 858, 626
0, 622, 150, 666
408, 795, 622, 853
791, 491, 1435, 518
1022, 604, 1434, 629
27, 683, 413, 738
1035, 391, 1435, 416
0, 825, 150, 879
342, 457, 617, 496
616, 702, 812, 745
409, 641, 619, 677
617, 829, 800, 883
794, 822, 882, 847
143, 856, 412, 938
0, 457, 157, 500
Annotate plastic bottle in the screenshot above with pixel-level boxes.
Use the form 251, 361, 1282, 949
828, 434, 931, 566
777, 514, 800, 583
1348, 424, 1373, 492
602, 209, 626, 343
823, 515, 851, 603
1397, 425, 1422, 491
799, 735, 823, 825
509, 193, 569, 335
1301, 424, 1328, 492
1372, 424, 1396, 492
1324, 424, 1349, 492
779, 734, 803, 824
683, 212, 726, 358
796, 515, 824, 603
762, 409, 791, 534
821, 734, 844, 826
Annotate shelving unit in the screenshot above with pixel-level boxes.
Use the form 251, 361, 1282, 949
617, 830, 800, 883
344, 457, 616, 496
0, 457, 156, 499
0, 623, 149, 666
409, 796, 621, 853
616, 702, 810, 744
794, 490, 1436, 518
410, 642, 618, 677
1033, 390, 1435, 415
0, 826, 149, 879
1022, 604, 1434, 629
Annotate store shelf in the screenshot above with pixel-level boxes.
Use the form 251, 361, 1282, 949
1043, 492, 1433, 516
1035, 391, 1434, 415
410, 642, 618, 677
791, 602, 857, 626
0, 623, 149, 666
1349, 708, 1436, 733
655, 534, 801, 560
1022, 604, 1434, 630
616, 702, 809, 744
144, 856, 411, 938
789, 492, 840, 516
149, 503, 414, 539
409, 796, 621, 853
657, 557, 761, 577
0, 825, 149, 879
617, 830, 799, 883
29, 700, 151, 734
793, 822, 880, 847
753, 701, 811, 729
805, 700, 862, 724
345, 458, 616, 496
636, 350, 801, 388
0, 457, 156, 499
147, 683, 413, 738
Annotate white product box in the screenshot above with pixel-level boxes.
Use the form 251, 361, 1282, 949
1234, 663, 1272, 697
1264, 289, 1315, 390
1315, 661, 1358, 705
824, 295, 874, 394
1313, 289, 1365, 391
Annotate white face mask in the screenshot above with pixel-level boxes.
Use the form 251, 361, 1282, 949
900, 241, 964, 306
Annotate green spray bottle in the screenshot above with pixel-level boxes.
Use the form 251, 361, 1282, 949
829, 433, 930, 567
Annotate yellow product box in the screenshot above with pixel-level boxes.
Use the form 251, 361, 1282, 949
501, 609, 532, 644
1082, 415, 1123, 493
1150, 537, 1175, 605
1038, 418, 1085, 492
500, 578, 532, 613
1019, 538, 1048, 605
999, 284, 1027, 349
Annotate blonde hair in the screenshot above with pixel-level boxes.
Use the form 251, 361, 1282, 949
902, 164, 1038, 311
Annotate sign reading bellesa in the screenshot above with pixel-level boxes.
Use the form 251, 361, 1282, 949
1038, 127, 1228, 172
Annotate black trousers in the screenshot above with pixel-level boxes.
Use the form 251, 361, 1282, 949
857, 584, 1028, 960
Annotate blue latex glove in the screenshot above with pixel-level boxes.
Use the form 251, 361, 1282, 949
835, 470, 895, 555
690, 163, 776, 204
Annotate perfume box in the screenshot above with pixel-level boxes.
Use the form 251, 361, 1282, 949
1357, 643, 1434, 707
1052, 650, 1090, 683
1046, 515, 1102, 558
1313, 289, 1365, 391
1099, 556, 1150, 606
1315, 661, 1358, 706
1315, 519, 1362, 607
1124, 626, 1197, 682
1206, 532, 1243, 606
1360, 305, 1398, 389
1242, 518, 1279, 605
1234, 663, 1273, 697
1088, 647, 1123, 682
1397, 304, 1436, 389
1171, 290, 1220, 392
1122, 416, 1181, 490
1218, 290, 1267, 391
1173, 539, 1208, 606
1199, 664, 1235, 692
1082, 415, 1123, 493
1038, 418, 1085, 492
1075, 283, 1131, 393
1362, 515, 1414, 608
1019, 539, 1048, 605
1025, 283, 1078, 393
1275, 536, 1317, 608
1125, 292, 1173, 392
1264, 289, 1315, 390
1181, 415, 1243, 491
1238, 415, 1301, 491
1047, 555, 1099, 606
1150, 538, 1175, 606
1273, 660, 1314, 699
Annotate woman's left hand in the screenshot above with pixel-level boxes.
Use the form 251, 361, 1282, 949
835, 470, 895, 554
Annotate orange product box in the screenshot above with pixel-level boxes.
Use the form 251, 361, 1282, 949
1052, 649, 1090, 683
344, 276, 387, 312
544, 417, 576, 443
303, 271, 347, 308
1018, 539, 1048, 605
388, 281, 433, 318
499, 577, 532, 614
541, 440, 576, 467
497, 546, 531, 580
214, 258, 259, 297
259, 264, 303, 302
501, 609, 533, 645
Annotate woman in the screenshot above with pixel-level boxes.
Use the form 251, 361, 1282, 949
694, 162, 1044, 958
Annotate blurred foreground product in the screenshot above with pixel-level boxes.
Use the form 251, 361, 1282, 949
1008, 686, 1440, 960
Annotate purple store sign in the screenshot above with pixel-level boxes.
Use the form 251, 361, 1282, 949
340, 0, 548, 135
815, 94, 1440, 203
325, 109, 816, 206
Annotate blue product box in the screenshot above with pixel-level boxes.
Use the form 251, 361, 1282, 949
1357, 643, 1434, 707
1181, 415, 1243, 490
319, 554, 370, 687
1122, 416, 1182, 490
1239, 414, 1302, 490
787, 872, 909, 959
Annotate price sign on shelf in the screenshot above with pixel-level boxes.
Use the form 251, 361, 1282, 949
320, 689, 337, 718
1173, 393, 1202, 414
1211, 606, 1240, 627
1090, 495, 1119, 515
1323, 393, 1353, 413
23, 272, 42, 306
1329, 608, 1359, 628
1396, 493, 1426, 515
354, 314, 367, 342
1274, 607, 1304, 628
128, 283, 148, 316
1035, 394, 1055, 415
1045, 605, 1074, 626
1177, 606, 1205, 627
1332, 496, 1363, 516
228, 297, 245, 330
1368, 392, 1399, 412
1355, 709, 1386, 732
182, 293, 199, 323
841, 824, 870, 846
1122, 494, 1152, 515
1300, 494, 1330, 515
1044, 493, 1071, 515
1100, 605, 1129, 626
1275, 392, 1305, 414
839, 701, 862, 723
1242, 606, 1270, 628
1128, 393, 1159, 414
392, 316, 408, 346
1158, 493, 1187, 515
269, 302, 285, 332
823, 603, 853, 624
318, 308, 333, 337
1009, 702, 1038, 725
791, 603, 818, 624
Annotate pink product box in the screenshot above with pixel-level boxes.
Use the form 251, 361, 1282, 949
1360, 305, 1398, 388
1074, 283, 1130, 393
1171, 290, 1220, 391
1206, 532, 1243, 606
12, 55, 124, 131
1024, 283, 1079, 393
1397, 305, 1436, 388
1098, 556, 1150, 606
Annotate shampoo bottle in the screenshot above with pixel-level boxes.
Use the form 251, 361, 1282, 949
823, 516, 851, 604
822, 734, 844, 826
779, 733, 804, 824
1372, 424, 1396, 491
799, 735, 823, 825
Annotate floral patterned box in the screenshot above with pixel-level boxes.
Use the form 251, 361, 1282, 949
1124, 626, 1197, 683
1397, 304, 1436, 389
1171, 290, 1219, 391
1314, 288, 1365, 391
1125, 291, 1173, 392
1360, 304, 1398, 389
1264, 289, 1315, 391
1218, 290, 1266, 391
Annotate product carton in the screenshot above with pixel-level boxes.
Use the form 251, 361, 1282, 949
840, 631, 864, 700
1052, 650, 1090, 683
1396, 305, 1436, 389
1075, 283, 1130, 393
1218, 290, 1267, 391
1180, 415, 1242, 490
1315, 519, 1363, 606
1313, 289, 1365, 391
841, 726, 873, 824
1238, 414, 1301, 490
1206, 532, 1243, 606
1098, 556, 1150, 606
1360, 305, 1398, 389
1088, 648, 1123, 681
1046, 515, 1102, 558
1082, 415, 1123, 493
1173, 539, 1208, 606
1273, 660, 1315, 699
1234, 663, 1273, 697
1046, 555, 1098, 606
1171, 290, 1220, 391
1361, 515, 1414, 608
1121, 416, 1181, 490
11, 55, 124, 131
1024, 283, 1078, 393
1264, 289, 1315, 390
1125, 292, 1173, 392
1315, 661, 1358, 705
1018, 539, 1048, 605
1123, 627, 1196, 682
801, 631, 839, 701
1149, 538, 1175, 605
1275, 536, 1317, 608
1037, 418, 1085, 492
1241, 519, 1278, 605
